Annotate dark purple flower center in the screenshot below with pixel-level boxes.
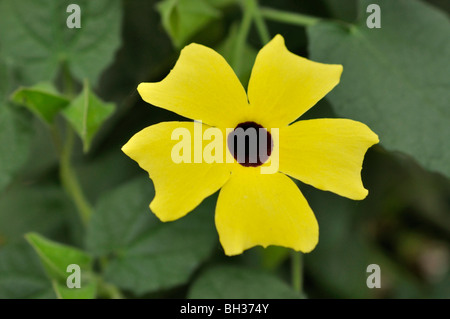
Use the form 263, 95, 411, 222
227, 121, 273, 167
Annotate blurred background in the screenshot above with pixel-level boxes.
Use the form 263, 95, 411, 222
0, 0, 449, 299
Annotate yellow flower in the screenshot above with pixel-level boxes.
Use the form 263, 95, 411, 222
122, 34, 379, 256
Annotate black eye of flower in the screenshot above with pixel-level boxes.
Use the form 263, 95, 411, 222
227, 121, 273, 167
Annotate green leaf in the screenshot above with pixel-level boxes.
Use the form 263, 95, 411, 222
304, 191, 374, 298
0, 105, 32, 193
0, 0, 122, 86
62, 82, 115, 152
11, 82, 70, 124
76, 148, 142, 203
188, 265, 303, 298
0, 183, 74, 244
0, 243, 56, 299
15, 118, 60, 179
0, 56, 32, 193
86, 177, 217, 295
307, 0, 450, 177
157, 0, 221, 48
53, 281, 97, 299
25, 232, 93, 283
25, 233, 97, 299
322, 0, 358, 22
303, 186, 425, 298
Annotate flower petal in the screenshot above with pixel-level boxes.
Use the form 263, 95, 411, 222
279, 119, 379, 200
215, 171, 318, 256
247, 34, 343, 128
122, 121, 231, 221
138, 43, 248, 128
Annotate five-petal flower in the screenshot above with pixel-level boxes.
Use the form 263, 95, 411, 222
122, 34, 379, 256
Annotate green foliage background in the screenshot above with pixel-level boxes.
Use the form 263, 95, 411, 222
0, 0, 449, 299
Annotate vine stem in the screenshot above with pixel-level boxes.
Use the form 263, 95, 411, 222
252, 0, 270, 44
233, 0, 255, 74
291, 251, 303, 294
260, 7, 320, 27
56, 65, 93, 226
59, 126, 93, 226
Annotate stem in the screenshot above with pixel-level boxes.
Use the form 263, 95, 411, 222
56, 65, 93, 226
252, 0, 270, 44
233, 0, 255, 74
260, 7, 320, 27
291, 251, 303, 294
60, 126, 93, 226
